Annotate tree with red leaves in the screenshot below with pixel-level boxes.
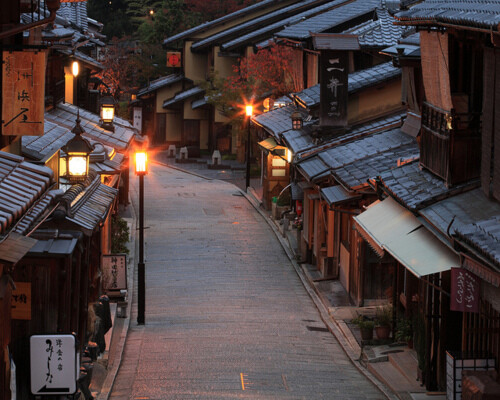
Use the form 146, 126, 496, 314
203, 42, 303, 118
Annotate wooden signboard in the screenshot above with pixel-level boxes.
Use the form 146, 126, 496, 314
166, 52, 181, 68
102, 254, 127, 292
2, 50, 46, 136
11, 281, 31, 320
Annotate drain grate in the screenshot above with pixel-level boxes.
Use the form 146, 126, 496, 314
306, 326, 330, 332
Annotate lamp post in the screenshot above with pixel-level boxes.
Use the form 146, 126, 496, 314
134, 149, 148, 325
245, 104, 253, 190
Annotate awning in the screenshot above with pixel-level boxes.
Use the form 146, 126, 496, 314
0, 233, 38, 264
258, 137, 278, 152
354, 197, 459, 277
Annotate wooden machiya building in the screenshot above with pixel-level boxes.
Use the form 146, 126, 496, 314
346, 0, 500, 394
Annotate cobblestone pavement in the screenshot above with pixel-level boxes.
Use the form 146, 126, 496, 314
109, 162, 385, 399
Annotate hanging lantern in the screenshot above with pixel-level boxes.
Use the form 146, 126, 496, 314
291, 111, 303, 130
99, 93, 116, 132
62, 118, 93, 182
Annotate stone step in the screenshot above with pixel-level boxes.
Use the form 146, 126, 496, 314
389, 349, 420, 384
367, 358, 426, 396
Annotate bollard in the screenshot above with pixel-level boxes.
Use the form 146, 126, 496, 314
167, 144, 176, 157
180, 146, 188, 159
212, 150, 221, 165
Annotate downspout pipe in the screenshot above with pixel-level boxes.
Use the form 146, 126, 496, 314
0, 0, 60, 40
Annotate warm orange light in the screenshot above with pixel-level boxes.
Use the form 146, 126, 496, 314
287, 149, 293, 163
245, 105, 253, 117
68, 154, 88, 177
101, 105, 115, 123
135, 151, 148, 175
72, 61, 79, 77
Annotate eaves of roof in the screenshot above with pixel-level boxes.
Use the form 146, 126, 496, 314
137, 74, 188, 97
163, 0, 298, 47
395, 0, 500, 31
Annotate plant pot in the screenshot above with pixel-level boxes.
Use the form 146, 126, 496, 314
375, 325, 391, 340
360, 327, 374, 341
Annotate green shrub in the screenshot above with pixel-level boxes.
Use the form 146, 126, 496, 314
111, 214, 130, 254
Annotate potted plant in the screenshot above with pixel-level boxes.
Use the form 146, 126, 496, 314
395, 316, 413, 348
374, 304, 392, 340
352, 315, 375, 341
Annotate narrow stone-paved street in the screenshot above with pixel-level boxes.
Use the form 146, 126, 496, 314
109, 162, 384, 399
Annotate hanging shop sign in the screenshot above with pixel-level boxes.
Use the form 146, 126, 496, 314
450, 267, 480, 313
102, 254, 128, 292
30, 334, 78, 395
11, 282, 31, 320
166, 52, 182, 68
2, 50, 46, 136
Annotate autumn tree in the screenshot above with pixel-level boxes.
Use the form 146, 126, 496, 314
203, 42, 303, 119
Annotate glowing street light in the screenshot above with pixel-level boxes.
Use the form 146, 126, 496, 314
134, 148, 148, 325
245, 104, 253, 189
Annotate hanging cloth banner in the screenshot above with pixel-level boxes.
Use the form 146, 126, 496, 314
450, 267, 480, 313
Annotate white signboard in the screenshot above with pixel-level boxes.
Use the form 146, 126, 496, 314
30, 334, 77, 395
133, 107, 142, 132
102, 254, 128, 291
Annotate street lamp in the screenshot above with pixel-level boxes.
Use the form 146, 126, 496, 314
62, 60, 93, 182
62, 120, 93, 182
134, 148, 148, 325
99, 93, 116, 132
245, 104, 253, 189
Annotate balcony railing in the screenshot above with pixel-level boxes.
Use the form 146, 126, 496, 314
420, 101, 481, 186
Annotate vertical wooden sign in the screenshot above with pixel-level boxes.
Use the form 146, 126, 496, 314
320, 50, 348, 128
11, 282, 31, 320
2, 50, 46, 136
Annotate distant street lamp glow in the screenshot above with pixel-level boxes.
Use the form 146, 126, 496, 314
72, 61, 79, 77
135, 151, 148, 176
246, 105, 253, 117
245, 104, 253, 189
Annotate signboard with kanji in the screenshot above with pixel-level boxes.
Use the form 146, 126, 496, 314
102, 254, 127, 291
320, 50, 348, 127
2, 50, 46, 136
11, 281, 31, 320
450, 267, 480, 313
30, 334, 77, 395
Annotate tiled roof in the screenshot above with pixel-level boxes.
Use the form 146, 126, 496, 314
376, 161, 476, 211
334, 142, 419, 189
163, 0, 294, 47
282, 124, 317, 154
296, 156, 330, 182
318, 128, 415, 170
419, 188, 500, 268
64, 175, 118, 235
221, 0, 349, 51
137, 74, 186, 97
163, 87, 205, 108
294, 62, 401, 108
346, 8, 404, 48
252, 104, 296, 137
395, 0, 500, 30
275, 0, 379, 40
191, 0, 326, 51
321, 185, 361, 205
22, 120, 73, 162
46, 103, 136, 152
13, 190, 61, 236
0, 151, 54, 235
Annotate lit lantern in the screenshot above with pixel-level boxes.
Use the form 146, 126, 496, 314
135, 150, 148, 176
287, 148, 293, 163
99, 93, 116, 131
245, 104, 253, 117
291, 110, 303, 130
63, 118, 93, 182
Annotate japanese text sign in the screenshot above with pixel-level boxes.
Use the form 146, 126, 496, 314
30, 334, 77, 395
451, 267, 480, 313
102, 254, 127, 291
320, 50, 348, 127
2, 50, 46, 136
11, 281, 31, 320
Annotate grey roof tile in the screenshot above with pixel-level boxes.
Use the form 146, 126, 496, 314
276, 0, 379, 40
163, 87, 205, 108
395, 0, 500, 30
137, 74, 186, 97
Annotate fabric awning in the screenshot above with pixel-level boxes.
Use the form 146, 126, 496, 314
354, 197, 459, 277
